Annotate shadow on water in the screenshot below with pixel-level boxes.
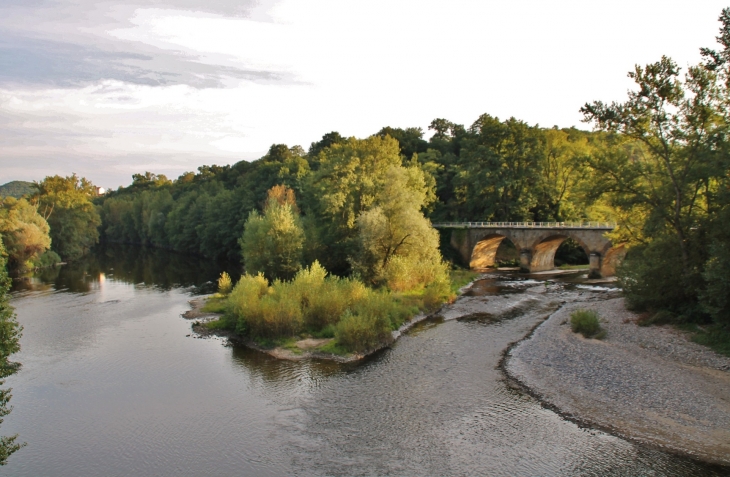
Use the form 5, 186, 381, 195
11, 244, 241, 295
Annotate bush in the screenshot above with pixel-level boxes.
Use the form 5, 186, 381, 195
334, 310, 393, 353
217, 272, 233, 295
31, 250, 61, 269
617, 237, 705, 321
570, 309, 604, 338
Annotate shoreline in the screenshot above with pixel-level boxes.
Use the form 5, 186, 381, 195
503, 296, 730, 466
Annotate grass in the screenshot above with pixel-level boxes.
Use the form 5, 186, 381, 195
558, 264, 590, 270
201, 294, 228, 314
570, 309, 606, 339
204, 318, 230, 330
691, 324, 730, 357
449, 269, 480, 294
316, 339, 350, 356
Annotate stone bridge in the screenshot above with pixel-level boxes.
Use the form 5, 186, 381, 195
434, 222, 626, 278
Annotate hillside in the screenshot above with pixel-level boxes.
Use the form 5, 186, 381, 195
0, 181, 36, 198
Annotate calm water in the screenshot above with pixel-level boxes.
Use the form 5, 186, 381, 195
3, 246, 727, 476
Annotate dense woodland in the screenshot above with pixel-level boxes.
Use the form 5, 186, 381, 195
2, 10, 730, 354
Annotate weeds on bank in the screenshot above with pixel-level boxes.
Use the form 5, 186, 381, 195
570, 309, 606, 339
449, 269, 480, 294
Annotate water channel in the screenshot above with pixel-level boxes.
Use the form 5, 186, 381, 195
3, 245, 727, 476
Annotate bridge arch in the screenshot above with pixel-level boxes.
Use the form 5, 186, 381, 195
442, 222, 619, 277
528, 234, 590, 272
469, 234, 517, 269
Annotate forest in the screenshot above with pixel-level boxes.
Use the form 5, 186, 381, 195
2, 9, 730, 354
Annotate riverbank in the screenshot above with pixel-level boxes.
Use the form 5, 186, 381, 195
505, 296, 730, 466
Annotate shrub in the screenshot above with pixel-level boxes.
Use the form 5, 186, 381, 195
617, 237, 705, 321
228, 272, 270, 333
217, 271, 233, 295
570, 309, 604, 338
334, 310, 393, 353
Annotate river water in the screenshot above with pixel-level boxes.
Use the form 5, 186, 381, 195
3, 246, 727, 476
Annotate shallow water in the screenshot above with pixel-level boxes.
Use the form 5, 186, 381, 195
3, 247, 726, 476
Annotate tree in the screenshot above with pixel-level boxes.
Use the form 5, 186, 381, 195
240, 186, 304, 281
35, 174, 101, 261
304, 135, 436, 274
0, 198, 52, 269
0, 240, 24, 465
581, 56, 723, 271
354, 166, 445, 290
454, 114, 544, 221
580, 10, 730, 319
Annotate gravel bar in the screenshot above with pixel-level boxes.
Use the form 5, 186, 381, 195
505, 296, 730, 465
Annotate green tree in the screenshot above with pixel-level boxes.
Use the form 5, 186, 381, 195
0, 198, 52, 269
581, 10, 729, 320
304, 135, 436, 275
354, 166, 445, 290
0, 240, 24, 465
240, 186, 304, 281
35, 174, 101, 260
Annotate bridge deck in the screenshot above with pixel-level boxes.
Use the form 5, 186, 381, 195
432, 221, 615, 230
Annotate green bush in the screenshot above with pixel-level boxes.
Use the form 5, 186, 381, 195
334, 310, 393, 353
570, 309, 604, 338
617, 237, 705, 321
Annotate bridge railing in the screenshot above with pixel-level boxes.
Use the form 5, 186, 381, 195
432, 221, 616, 229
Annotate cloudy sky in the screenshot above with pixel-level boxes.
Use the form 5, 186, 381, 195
0, 0, 727, 188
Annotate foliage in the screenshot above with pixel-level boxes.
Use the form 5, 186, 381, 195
691, 324, 730, 357
225, 261, 437, 353
334, 310, 392, 353
0, 182, 35, 200
353, 164, 445, 289
240, 188, 304, 281
34, 174, 101, 261
0, 240, 25, 464
0, 198, 52, 269
581, 9, 730, 328
569, 309, 604, 339
217, 272, 232, 295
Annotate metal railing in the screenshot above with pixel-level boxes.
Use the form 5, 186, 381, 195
432, 221, 616, 229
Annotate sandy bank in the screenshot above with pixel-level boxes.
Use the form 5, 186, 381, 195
505, 296, 730, 465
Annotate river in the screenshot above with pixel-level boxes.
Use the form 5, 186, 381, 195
3, 245, 726, 476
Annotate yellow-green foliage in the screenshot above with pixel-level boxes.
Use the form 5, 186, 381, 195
383, 255, 449, 293
334, 310, 392, 353
226, 260, 454, 353
217, 271, 233, 295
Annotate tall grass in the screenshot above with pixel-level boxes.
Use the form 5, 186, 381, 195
569, 309, 604, 339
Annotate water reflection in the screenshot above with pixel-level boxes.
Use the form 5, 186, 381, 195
12, 244, 240, 294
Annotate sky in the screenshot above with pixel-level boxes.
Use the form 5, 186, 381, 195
0, 0, 728, 189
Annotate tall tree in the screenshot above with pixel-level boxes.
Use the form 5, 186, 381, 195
240, 186, 304, 281
35, 174, 101, 261
0, 240, 24, 465
581, 56, 723, 270
0, 198, 52, 269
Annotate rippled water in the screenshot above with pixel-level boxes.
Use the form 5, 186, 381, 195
3, 246, 727, 476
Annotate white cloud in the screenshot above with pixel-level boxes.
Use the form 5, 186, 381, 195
1, 0, 728, 187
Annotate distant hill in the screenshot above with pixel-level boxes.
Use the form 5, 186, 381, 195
0, 181, 36, 199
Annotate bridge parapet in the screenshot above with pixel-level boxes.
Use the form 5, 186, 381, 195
433, 221, 615, 229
